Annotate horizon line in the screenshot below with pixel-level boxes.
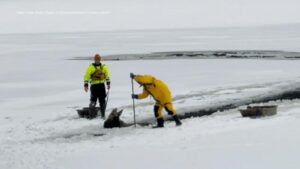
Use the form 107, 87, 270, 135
1, 22, 300, 36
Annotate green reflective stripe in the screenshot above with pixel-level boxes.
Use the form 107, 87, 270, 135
91, 80, 106, 85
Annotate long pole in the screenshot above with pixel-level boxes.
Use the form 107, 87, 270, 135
131, 78, 137, 127
104, 90, 109, 113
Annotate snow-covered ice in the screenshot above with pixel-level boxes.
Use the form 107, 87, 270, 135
1, 27, 300, 169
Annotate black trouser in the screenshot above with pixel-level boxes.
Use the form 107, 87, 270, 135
90, 83, 106, 111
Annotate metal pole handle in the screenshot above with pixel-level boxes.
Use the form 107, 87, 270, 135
104, 90, 109, 113
131, 78, 137, 127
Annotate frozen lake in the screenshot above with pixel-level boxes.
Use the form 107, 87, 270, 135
1, 25, 300, 59
1, 26, 300, 169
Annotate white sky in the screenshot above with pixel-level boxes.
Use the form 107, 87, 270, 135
0, 0, 300, 34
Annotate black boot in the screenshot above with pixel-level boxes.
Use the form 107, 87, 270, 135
153, 118, 164, 128
88, 102, 97, 119
173, 115, 182, 126
100, 107, 105, 119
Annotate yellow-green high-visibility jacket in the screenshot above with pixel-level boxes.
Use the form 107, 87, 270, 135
134, 75, 172, 106
84, 63, 110, 85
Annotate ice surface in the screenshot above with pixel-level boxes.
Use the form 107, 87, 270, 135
1, 27, 300, 169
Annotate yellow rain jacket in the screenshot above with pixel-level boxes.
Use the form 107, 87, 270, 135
84, 63, 110, 85
134, 75, 172, 106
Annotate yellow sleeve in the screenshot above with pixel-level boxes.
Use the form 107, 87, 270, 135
84, 65, 93, 84
103, 64, 111, 84
138, 89, 149, 99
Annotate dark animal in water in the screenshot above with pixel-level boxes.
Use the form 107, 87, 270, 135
104, 108, 130, 128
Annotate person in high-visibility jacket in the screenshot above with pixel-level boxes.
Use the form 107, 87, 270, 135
130, 73, 182, 127
84, 53, 110, 118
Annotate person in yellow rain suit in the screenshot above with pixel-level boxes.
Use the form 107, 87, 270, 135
84, 53, 110, 118
130, 73, 182, 128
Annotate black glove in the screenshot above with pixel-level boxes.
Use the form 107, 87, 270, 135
131, 94, 138, 99
130, 72, 135, 79
84, 83, 88, 88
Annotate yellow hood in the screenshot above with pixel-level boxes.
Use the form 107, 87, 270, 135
134, 75, 155, 85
